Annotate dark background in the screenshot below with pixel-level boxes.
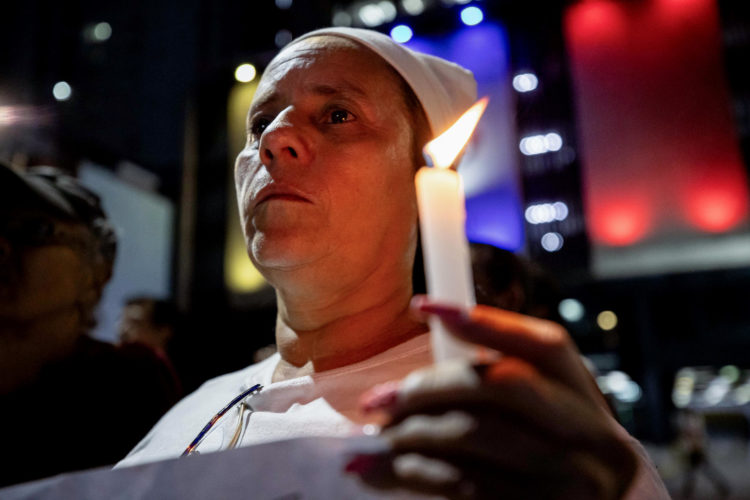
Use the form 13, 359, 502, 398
2, 0, 750, 442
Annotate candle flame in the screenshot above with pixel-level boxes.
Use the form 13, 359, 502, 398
423, 97, 489, 169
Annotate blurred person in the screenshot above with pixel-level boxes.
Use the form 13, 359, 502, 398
117, 28, 668, 498
119, 296, 177, 357
677, 409, 730, 499
0, 163, 179, 486
471, 242, 561, 321
118, 296, 183, 393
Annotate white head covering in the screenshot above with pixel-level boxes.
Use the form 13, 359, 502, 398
285, 27, 477, 138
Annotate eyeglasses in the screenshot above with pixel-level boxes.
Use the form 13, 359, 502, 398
182, 383, 263, 457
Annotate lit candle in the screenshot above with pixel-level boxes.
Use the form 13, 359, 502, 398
415, 97, 489, 363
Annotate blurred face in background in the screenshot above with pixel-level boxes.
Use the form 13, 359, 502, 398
0, 209, 95, 325
118, 301, 171, 352
0, 208, 98, 391
234, 36, 422, 287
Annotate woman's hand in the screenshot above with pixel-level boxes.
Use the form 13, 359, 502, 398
350, 296, 639, 499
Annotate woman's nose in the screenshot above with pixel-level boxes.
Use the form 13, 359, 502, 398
259, 111, 312, 167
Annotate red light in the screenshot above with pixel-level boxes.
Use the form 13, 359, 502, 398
565, 0, 626, 45
683, 179, 748, 233
590, 198, 652, 246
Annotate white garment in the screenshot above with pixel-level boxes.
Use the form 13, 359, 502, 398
116, 334, 668, 498
116, 335, 432, 468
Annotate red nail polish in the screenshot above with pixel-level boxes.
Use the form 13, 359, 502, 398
360, 381, 400, 413
344, 454, 378, 475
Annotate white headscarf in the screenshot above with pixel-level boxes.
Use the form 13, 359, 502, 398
286, 27, 477, 138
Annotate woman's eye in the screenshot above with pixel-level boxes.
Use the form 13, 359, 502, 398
329, 109, 353, 124
250, 118, 271, 138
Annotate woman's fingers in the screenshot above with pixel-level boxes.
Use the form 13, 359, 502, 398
363, 358, 628, 460
348, 447, 633, 500
410, 296, 607, 408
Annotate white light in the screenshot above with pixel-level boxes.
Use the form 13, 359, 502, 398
359, 4, 386, 26
606, 371, 630, 393
390, 25, 413, 44
275, 0, 293, 9
52, 81, 72, 101
332, 11, 352, 26
541, 232, 563, 252
519, 132, 564, 155
525, 202, 568, 224
460, 6, 484, 26
234, 63, 257, 83
379, 1, 397, 22
519, 135, 546, 156
597, 311, 618, 331
454, 0, 472, 3
704, 377, 730, 406
553, 201, 569, 221
93, 22, 112, 42
512, 73, 538, 93
673, 369, 695, 407
401, 0, 425, 15
275, 29, 293, 48
0, 106, 15, 125
558, 298, 585, 322
617, 380, 642, 403
544, 132, 563, 152
524, 206, 536, 223
733, 384, 750, 405
719, 365, 740, 384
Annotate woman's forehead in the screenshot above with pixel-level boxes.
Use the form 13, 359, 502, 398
267, 36, 376, 73
254, 37, 398, 103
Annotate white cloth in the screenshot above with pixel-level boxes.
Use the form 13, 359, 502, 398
287, 27, 477, 138
117, 334, 668, 498
116, 335, 432, 468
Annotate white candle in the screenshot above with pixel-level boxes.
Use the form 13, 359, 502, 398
415, 98, 489, 363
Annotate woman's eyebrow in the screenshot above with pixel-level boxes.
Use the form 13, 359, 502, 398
307, 82, 368, 99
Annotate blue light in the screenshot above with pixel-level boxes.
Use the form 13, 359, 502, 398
390, 24, 413, 44
460, 6, 484, 26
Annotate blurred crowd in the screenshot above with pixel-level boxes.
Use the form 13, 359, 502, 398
0, 163, 181, 486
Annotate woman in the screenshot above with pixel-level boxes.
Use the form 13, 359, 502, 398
118, 28, 668, 498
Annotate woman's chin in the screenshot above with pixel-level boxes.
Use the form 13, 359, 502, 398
250, 234, 320, 272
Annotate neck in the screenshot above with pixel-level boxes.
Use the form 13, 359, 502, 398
270, 270, 427, 382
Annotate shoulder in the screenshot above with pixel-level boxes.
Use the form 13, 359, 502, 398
115, 355, 278, 468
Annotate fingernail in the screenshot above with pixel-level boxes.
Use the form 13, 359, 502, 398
411, 298, 470, 325
344, 454, 379, 475
360, 381, 400, 413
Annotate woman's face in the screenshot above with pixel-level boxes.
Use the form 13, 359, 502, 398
235, 37, 419, 283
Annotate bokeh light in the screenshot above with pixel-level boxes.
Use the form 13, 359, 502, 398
558, 298, 585, 322
519, 132, 564, 155
390, 24, 413, 44
541, 232, 564, 252
460, 6, 484, 26
275, 29, 293, 48
512, 73, 538, 93
53, 81, 72, 101
93, 22, 112, 42
234, 63, 257, 83
401, 0, 425, 15
596, 310, 618, 330
525, 201, 569, 224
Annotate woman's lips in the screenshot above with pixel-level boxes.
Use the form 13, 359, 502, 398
252, 184, 313, 209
